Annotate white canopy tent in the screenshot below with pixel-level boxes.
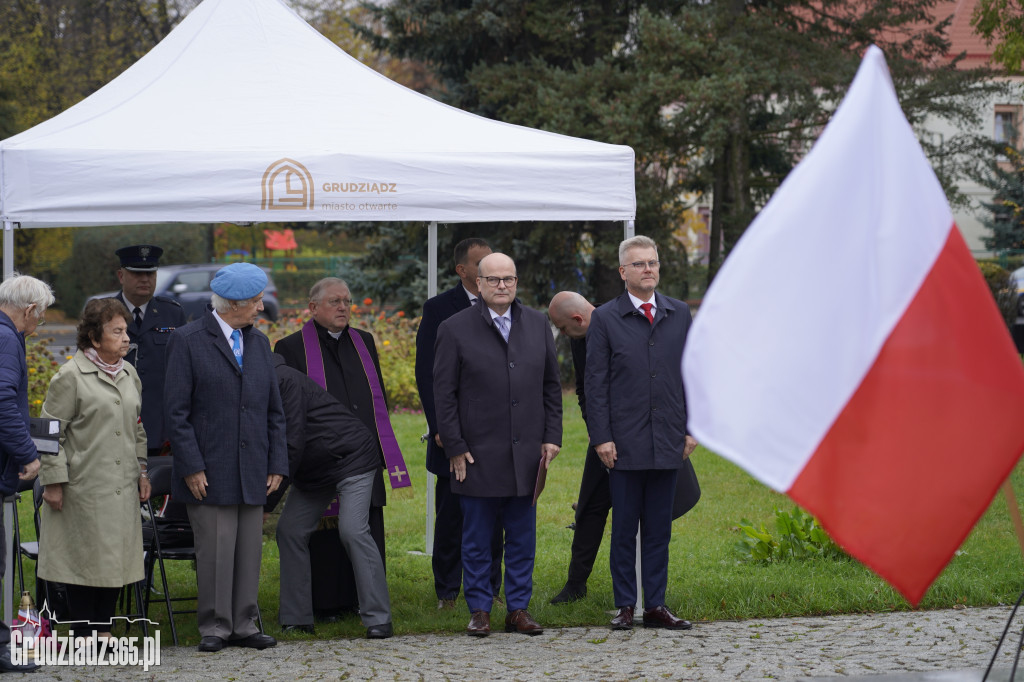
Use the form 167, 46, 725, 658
0, 0, 637, 613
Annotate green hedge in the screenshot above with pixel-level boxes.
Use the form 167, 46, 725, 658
55, 225, 211, 315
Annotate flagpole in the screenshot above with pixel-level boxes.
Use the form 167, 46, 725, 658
1002, 480, 1024, 559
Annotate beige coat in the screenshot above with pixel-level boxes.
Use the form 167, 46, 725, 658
38, 351, 147, 588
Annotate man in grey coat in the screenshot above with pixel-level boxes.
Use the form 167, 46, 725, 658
433, 253, 562, 638
164, 263, 287, 653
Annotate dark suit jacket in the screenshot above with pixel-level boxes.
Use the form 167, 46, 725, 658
113, 292, 186, 450
415, 284, 472, 477
273, 355, 380, 492
164, 311, 288, 506
274, 322, 387, 507
433, 299, 562, 497
585, 291, 692, 471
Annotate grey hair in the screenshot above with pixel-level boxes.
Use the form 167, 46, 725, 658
309, 277, 349, 303
210, 293, 232, 313
0, 274, 55, 311
211, 292, 263, 313
618, 235, 658, 265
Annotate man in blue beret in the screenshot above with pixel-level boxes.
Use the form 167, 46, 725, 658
164, 262, 288, 652
110, 245, 185, 460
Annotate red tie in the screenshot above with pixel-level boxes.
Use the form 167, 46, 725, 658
640, 302, 654, 324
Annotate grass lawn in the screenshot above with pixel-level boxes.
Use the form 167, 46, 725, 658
16, 393, 1024, 645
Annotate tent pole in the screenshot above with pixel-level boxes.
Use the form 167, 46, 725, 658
2, 221, 12, 626
425, 221, 438, 556
3, 221, 13, 279
624, 219, 635, 240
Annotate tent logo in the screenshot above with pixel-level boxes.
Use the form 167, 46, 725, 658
261, 159, 315, 210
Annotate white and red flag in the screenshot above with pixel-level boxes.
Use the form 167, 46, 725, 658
682, 46, 1024, 605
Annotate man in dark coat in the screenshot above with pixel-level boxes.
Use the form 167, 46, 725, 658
414, 237, 503, 609
272, 355, 393, 640
586, 235, 697, 632
548, 291, 701, 605
0, 275, 50, 673
433, 253, 562, 638
546, 291, 606, 604
110, 244, 186, 457
164, 263, 287, 652
274, 277, 391, 613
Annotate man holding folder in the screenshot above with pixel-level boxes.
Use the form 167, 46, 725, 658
433, 253, 562, 638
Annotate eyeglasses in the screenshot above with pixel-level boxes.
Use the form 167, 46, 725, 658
624, 260, 660, 271
480, 276, 518, 287
319, 297, 352, 308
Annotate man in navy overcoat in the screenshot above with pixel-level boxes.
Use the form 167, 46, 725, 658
164, 263, 287, 653
585, 235, 697, 631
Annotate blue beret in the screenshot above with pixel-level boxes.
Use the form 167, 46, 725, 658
210, 263, 267, 301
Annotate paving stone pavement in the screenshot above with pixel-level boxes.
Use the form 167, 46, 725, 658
12, 606, 1024, 681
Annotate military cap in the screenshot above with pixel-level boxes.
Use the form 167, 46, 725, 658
116, 245, 163, 272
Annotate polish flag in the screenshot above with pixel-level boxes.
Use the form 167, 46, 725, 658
681, 46, 1024, 605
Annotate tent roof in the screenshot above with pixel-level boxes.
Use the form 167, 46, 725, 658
0, 0, 635, 227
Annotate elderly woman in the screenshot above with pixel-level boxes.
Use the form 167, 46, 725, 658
38, 298, 150, 639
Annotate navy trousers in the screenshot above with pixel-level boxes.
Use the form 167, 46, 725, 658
432, 478, 503, 600
460, 495, 535, 613
608, 468, 678, 609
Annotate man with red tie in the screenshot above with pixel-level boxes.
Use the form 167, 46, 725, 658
585, 235, 698, 631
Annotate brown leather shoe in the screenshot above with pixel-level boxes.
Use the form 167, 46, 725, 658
466, 610, 490, 637
610, 606, 634, 630
504, 609, 544, 635
437, 598, 457, 610
642, 605, 692, 630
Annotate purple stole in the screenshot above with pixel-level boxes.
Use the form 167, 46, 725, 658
300, 320, 411, 492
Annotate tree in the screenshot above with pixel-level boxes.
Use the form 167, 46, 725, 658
972, 0, 1024, 74
360, 0, 1004, 292
0, 1, 197, 133
973, 144, 1024, 251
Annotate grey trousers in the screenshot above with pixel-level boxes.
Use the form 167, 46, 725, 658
186, 504, 263, 640
276, 471, 390, 627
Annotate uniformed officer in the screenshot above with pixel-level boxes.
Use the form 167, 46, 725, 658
110, 245, 186, 457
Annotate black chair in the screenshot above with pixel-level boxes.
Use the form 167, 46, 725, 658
142, 459, 196, 646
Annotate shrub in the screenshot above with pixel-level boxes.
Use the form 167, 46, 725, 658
26, 337, 65, 418
977, 261, 1017, 328
54, 224, 211, 315
734, 507, 846, 564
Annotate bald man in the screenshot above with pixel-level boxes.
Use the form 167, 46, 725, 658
433, 253, 562, 637
546, 292, 606, 603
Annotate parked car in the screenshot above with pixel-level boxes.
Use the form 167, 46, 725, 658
88, 263, 280, 322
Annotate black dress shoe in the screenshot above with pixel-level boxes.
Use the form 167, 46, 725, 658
0, 648, 39, 672
642, 605, 692, 630
550, 583, 587, 604
366, 623, 393, 639
228, 633, 277, 649
437, 598, 457, 610
610, 606, 634, 630
197, 636, 225, 652
281, 624, 315, 635
466, 610, 490, 637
